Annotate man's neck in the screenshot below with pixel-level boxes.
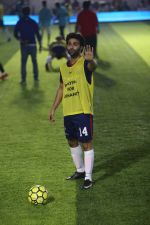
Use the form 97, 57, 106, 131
70, 55, 81, 65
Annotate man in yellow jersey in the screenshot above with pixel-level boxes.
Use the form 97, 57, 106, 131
49, 33, 97, 189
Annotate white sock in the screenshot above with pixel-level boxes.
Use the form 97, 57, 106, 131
84, 149, 94, 181
70, 145, 84, 173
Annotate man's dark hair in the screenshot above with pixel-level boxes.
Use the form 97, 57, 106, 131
66, 33, 85, 47
22, 6, 30, 16
83, 1, 91, 9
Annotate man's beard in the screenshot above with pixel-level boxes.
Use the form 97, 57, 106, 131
68, 47, 81, 58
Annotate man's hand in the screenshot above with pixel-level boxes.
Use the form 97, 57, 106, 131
84, 45, 94, 61
84, 45, 97, 72
48, 82, 63, 123
48, 109, 55, 122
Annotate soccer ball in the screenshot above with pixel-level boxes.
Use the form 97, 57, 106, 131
28, 185, 48, 205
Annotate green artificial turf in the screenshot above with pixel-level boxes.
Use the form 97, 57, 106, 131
0, 23, 150, 225
111, 22, 150, 66
0, 27, 19, 64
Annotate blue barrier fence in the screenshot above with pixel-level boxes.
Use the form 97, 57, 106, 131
3, 11, 150, 26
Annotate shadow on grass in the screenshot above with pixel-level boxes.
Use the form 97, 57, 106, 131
47, 196, 55, 204
12, 83, 45, 109
144, 21, 150, 26
0, 35, 19, 65
94, 71, 116, 88
0, 79, 8, 86
97, 58, 112, 71
94, 142, 150, 183
0, 40, 8, 46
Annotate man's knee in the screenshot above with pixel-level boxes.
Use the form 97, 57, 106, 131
68, 139, 78, 148
32, 57, 37, 64
82, 142, 93, 151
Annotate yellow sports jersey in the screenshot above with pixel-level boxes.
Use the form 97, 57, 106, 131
60, 56, 94, 116
0, 4, 4, 19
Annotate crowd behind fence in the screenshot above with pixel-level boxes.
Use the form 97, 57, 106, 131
2, 0, 150, 16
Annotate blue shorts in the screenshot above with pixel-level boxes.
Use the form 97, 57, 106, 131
64, 113, 93, 143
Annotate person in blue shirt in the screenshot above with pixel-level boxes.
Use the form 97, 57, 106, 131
55, 2, 68, 39
14, 6, 42, 85
39, 1, 52, 46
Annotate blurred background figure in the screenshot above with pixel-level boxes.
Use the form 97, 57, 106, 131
45, 36, 70, 72
72, 0, 80, 14
122, 1, 130, 11
55, 2, 68, 39
91, 0, 100, 12
0, 3, 11, 43
63, 0, 73, 32
0, 62, 8, 80
15, 0, 25, 18
14, 6, 41, 85
39, 0, 52, 46
75, 1, 99, 58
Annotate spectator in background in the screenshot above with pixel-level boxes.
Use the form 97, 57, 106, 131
75, 1, 99, 58
91, 0, 100, 12
55, 2, 68, 39
122, 1, 130, 11
16, 0, 24, 18
64, 0, 73, 32
0, 3, 11, 42
14, 6, 42, 85
72, 0, 80, 14
112, 0, 122, 11
39, 1, 52, 46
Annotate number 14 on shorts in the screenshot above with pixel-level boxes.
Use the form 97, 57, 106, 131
79, 127, 88, 136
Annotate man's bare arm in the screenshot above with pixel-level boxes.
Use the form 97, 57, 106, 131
48, 82, 63, 122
